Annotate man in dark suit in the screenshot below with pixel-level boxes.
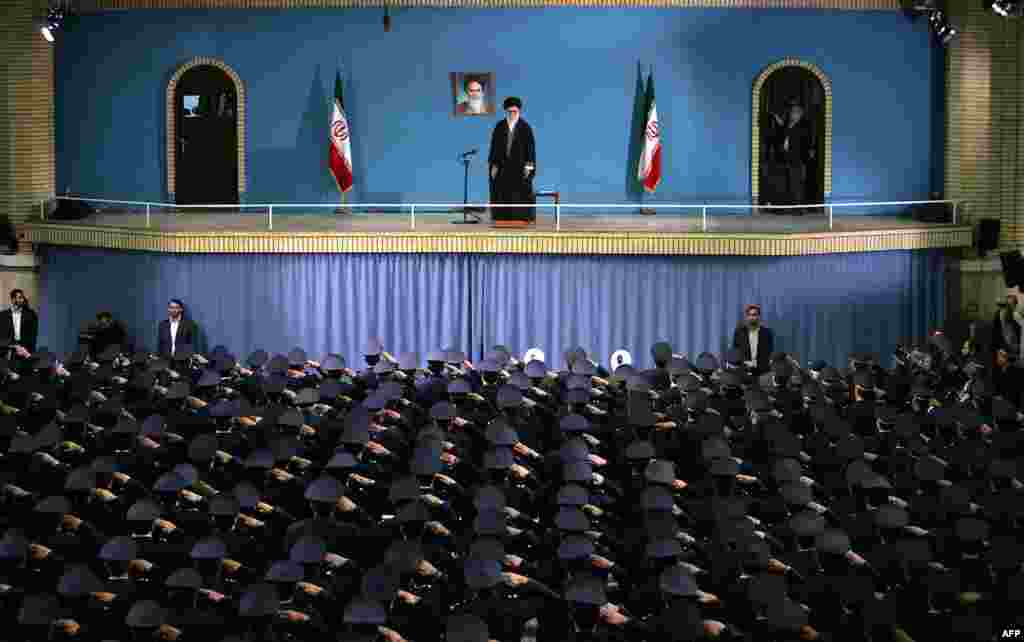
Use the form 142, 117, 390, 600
991, 294, 1022, 365
732, 303, 775, 375
992, 347, 1023, 407
157, 298, 198, 357
0, 288, 39, 358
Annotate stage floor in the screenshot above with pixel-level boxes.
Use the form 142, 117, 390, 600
26, 209, 972, 256
51, 209, 949, 234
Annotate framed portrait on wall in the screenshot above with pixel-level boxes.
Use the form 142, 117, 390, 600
451, 72, 495, 117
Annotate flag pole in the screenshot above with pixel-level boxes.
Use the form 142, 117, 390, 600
338, 73, 349, 215
639, 67, 646, 214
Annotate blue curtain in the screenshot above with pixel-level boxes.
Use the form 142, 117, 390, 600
39, 248, 944, 369
475, 251, 945, 370
39, 249, 474, 363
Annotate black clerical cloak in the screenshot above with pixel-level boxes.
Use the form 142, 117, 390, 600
772, 118, 814, 166
488, 118, 536, 221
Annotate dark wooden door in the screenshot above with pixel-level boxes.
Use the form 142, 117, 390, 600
175, 66, 238, 205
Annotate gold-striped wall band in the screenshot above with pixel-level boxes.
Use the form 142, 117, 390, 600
751, 58, 833, 206
74, 0, 901, 9
22, 223, 972, 255
166, 57, 247, 198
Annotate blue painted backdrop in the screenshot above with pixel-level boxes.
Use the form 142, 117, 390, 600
55, 9, 941, 206
38, 248, 945, 370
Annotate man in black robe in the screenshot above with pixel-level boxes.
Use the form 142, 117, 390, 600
770, 99, 815, 214
488, 96, 536, 223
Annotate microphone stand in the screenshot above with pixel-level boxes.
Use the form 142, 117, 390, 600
452, 150, 483, 225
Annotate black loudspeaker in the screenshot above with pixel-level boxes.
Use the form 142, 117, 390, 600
976, 218, 1001, 256
911, 202, 950, 223
50, 200, 93, 221
1000, 250, 1024, 289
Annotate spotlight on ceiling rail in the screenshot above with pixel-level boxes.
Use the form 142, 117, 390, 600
39, 2, 74, 43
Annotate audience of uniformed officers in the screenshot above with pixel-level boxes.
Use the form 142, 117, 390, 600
0, 326, 1021, 642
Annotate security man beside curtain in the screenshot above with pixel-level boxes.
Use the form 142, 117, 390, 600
0, 288, 39, 362
157, 298, 198, 358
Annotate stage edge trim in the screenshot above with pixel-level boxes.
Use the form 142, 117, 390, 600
23, 224, 972, 255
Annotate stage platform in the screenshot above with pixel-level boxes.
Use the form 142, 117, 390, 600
23, 209, 972, 256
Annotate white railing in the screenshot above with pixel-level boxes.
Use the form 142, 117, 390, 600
43, 196, 964, 233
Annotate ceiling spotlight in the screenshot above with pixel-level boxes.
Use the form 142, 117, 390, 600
988, 0, 1023, 16
924, 9, 958, 46
904, 1, 960, 44
40, 5, 66, 43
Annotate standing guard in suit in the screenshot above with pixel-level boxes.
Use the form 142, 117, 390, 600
158, 299, 199, 358
0, 288, 39, 361
731, 304, 775, 376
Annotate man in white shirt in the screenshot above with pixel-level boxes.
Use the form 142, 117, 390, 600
157, 298, 196, 357
11, 304, 21, 342
1, 288, 38, 359
732, 304, 776, 375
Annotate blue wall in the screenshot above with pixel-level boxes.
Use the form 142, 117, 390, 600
55, 9, 940, 206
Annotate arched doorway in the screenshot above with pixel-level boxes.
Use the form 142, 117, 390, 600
166, 58, 246, 205
751, 60, 832, 211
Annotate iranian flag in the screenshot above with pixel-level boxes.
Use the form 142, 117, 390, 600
637, 72, 661, 193
329, 71, 353, 193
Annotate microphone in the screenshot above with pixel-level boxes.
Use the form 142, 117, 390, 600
461, 149, 478, 158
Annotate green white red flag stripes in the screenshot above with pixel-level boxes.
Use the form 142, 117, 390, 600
329, 71, 353, 194
637, 72, 661, 193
